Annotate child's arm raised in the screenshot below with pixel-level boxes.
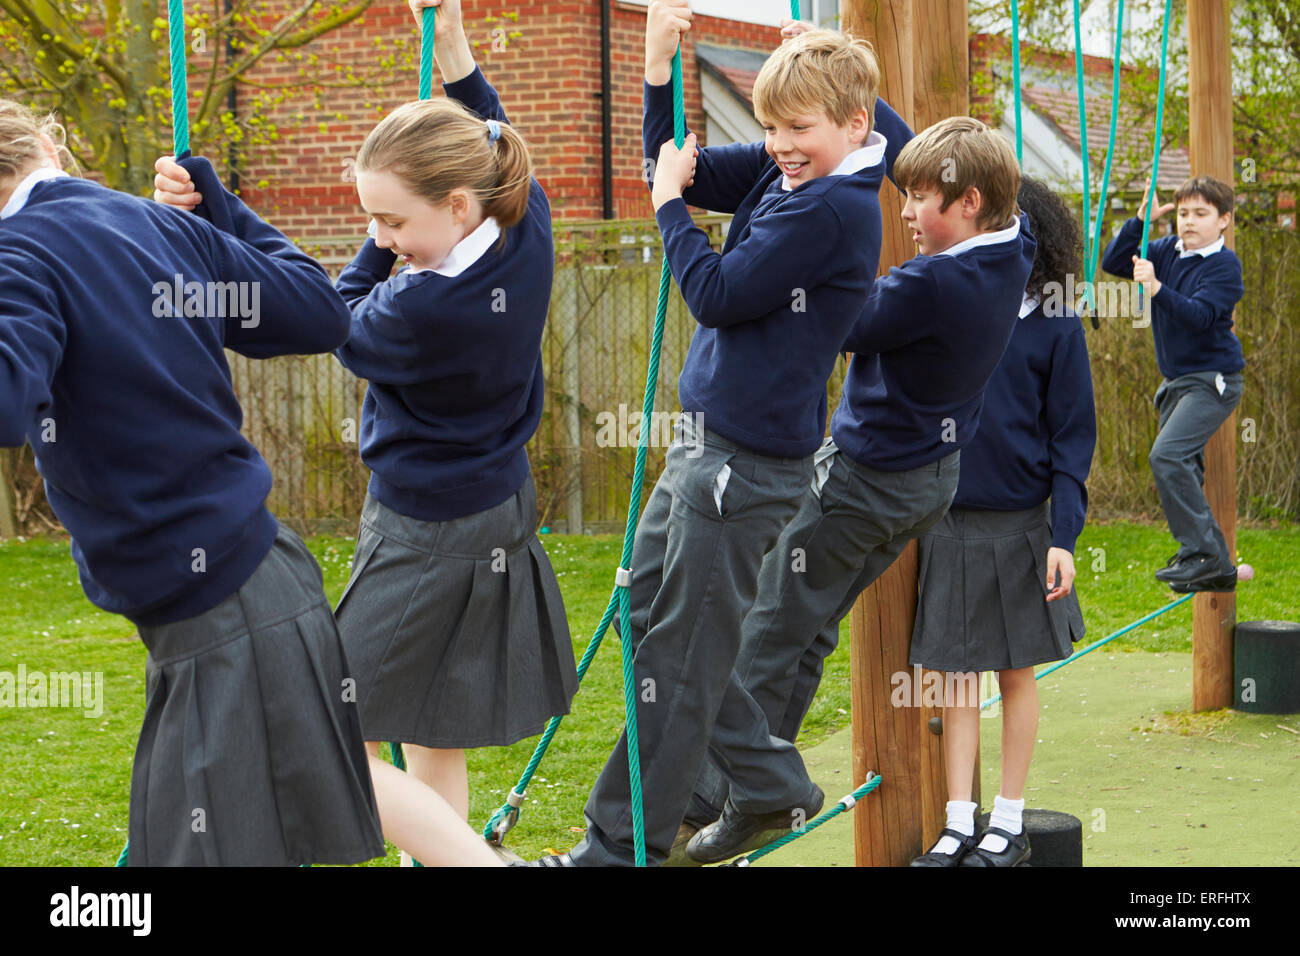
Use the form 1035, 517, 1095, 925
410, 0, 507, 122
151, 155, 352, 358
1099, 216, 1144, 279
643, 1, 767, 214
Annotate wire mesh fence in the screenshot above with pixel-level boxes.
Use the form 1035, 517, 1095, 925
1, 204, 1295, 538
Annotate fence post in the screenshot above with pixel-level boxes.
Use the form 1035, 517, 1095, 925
0, 449, 16, 538
563, 263, 584, 535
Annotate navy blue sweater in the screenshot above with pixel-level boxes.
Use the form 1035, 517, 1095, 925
1101, 217, 1245, 379
831, 215, 1039, 471
953, 302, 1097, 552
334, 67, 552, 521
643, 81, 912, 458
0, 169, 350, 625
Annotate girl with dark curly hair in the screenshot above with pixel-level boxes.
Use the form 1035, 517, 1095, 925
910, 175, 1098, 867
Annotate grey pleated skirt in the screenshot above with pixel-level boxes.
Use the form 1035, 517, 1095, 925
909, 503, 1085, 673
335, 475, 577, 749
130, 523, 385, 866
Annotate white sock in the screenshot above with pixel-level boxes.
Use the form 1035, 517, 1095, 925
932, 800, 978, 855
980, 794, 1025, 852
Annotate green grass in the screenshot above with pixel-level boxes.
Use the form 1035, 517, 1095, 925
1, 521, 1297, 865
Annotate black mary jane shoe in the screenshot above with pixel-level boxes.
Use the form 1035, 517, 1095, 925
959, 826, 1031, 867
909, 828, 980, 867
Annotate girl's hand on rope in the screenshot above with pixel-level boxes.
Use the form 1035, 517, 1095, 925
1131, 256, 1161, 297
1045, 547, 1076, 602
408, 0, 461, 42
153, 155, 201, 212
779, 18, 812, 41
645, 0, 693, 85
651, 133, 698, 210
1141, 177, 1177, 221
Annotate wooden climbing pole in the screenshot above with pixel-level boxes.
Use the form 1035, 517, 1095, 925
843, 0, 970, 868
1187, 0, 1237, 712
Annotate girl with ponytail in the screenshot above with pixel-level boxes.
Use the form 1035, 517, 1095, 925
155, 0, 576, 851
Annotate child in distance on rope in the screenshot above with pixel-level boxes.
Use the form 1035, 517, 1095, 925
1102, 174, 1244, 594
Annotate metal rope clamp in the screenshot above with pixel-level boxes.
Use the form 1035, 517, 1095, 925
486, 789, 527, 844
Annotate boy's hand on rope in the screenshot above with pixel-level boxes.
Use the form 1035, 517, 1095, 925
645, 0, 693, 85
1131, 256, 1161, 297
408, 0, 461, 43
153, 155, 201, 212
1045, 547, 1076, 602
779, 18, 811, 42
651, 133, 698, 210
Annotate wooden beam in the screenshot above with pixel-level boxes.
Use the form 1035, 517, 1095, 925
1187, 0, 1237, 711
843, 0, 970, 867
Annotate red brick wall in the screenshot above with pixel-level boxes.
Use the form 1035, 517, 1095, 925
233, 1, 781, 257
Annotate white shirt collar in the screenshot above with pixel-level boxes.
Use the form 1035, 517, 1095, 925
1019, 293, 1041, 319
0, 167, 68, 220
781, 131, 888, 192
1175, 235, 1225, 259
368, 214, 502, 277
934, 215, 1022, 258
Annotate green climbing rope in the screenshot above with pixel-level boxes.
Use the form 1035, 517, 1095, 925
729, 774, 883, 866
1082, 0, 1126, 321
1136, 0, 1174, 315
980, 592, 1193, 711
482, 46, 694, 869
167, 0, 189, 157
1072, 0, 1093, 316
419, 6, 436, 100
1011, 0, 1022, 165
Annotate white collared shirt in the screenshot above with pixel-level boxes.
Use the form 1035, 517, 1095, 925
0, 166, 68, 220
1018, 293, 1041, 319
370, 214, 503, 278
780, 131, 889, 192
934, 215, 1022, 258
1175, 235, 1225, 259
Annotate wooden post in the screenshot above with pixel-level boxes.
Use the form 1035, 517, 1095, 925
1187, 0, 1236, 711
843, 0, 969, 867
563, 265, 585, 535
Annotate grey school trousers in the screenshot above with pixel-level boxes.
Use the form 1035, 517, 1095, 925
1150, 370, 1243, 567
567, 417, 811, 866
686, 441, 961, 825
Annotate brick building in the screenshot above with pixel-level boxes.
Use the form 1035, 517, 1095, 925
239, 1, 841, 264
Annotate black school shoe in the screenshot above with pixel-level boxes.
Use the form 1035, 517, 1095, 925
1153, 551, 1193, 582
1159, 553, 1231, 586
909, 828, 980, 867
685, 785, 825, 864
959, 826, 1031, 867
1164, 555, 1237, 593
